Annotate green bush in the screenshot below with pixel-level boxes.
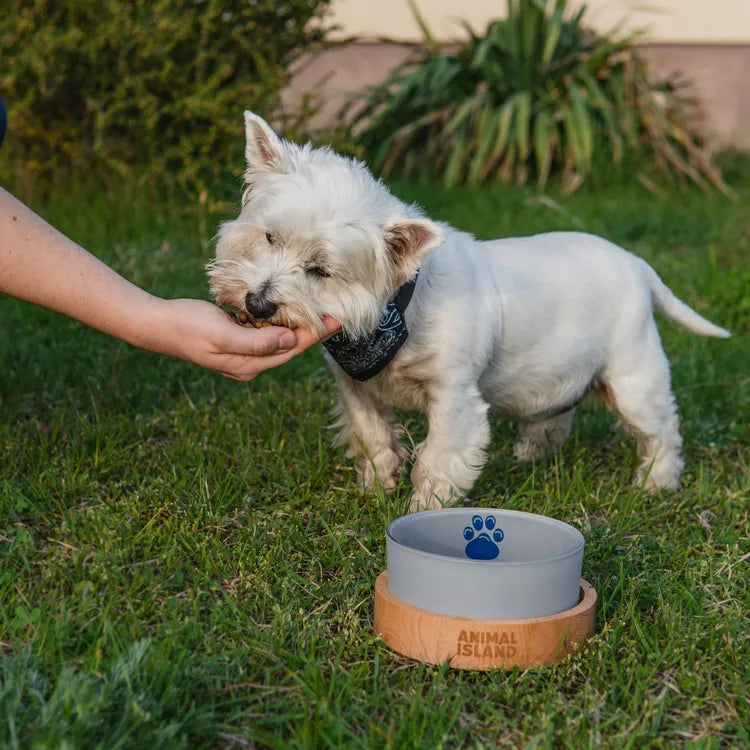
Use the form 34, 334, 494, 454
0, 0, 332, 190
343, 0, 729, 193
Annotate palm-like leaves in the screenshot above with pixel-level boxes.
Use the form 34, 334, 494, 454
342, 0, 728, 192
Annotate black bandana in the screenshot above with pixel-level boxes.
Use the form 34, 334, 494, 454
323, 274, 418, 381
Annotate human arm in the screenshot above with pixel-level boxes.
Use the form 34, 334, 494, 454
0, 187, 339, 380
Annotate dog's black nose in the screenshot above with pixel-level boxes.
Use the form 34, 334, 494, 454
245, 291, 277, 320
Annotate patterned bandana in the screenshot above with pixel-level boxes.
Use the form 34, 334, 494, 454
323, 274, 418, 381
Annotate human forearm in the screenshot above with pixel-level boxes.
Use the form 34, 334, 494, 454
0, 186, 341, 379
0, 186, 163, 348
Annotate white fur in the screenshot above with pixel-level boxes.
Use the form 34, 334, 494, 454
208, 112, 731, 512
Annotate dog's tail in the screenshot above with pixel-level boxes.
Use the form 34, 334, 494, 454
646, 263, 731, 338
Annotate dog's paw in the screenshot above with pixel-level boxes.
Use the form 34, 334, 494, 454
356, 449, 403, 491
634, 451, 684, 493
513, 437, 547, 463
409, 493, 443, 513
635, 468, 682, 493
409, 478, 461, 513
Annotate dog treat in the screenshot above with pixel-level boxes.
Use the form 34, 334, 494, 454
230, 311, 272, 328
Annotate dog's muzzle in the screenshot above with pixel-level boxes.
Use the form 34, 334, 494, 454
245, 291, 278, 320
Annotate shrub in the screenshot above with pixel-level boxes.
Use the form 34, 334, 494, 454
343, 0, 729, 193
0, 0, 333, 190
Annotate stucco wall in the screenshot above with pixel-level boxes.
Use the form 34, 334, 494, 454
329, 0, 750, 44
638, 44, 750, 150
283, 1, 750, 150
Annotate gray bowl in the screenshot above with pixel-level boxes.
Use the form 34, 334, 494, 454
386, 508, 585, 620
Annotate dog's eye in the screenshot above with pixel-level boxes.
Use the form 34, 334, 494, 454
306, 266, 331, 279
265, 231, 275, 245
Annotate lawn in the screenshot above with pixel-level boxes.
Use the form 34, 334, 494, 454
1, 167, 748, 748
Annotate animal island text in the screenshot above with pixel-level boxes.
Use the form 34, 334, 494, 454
456, 629, 519, 658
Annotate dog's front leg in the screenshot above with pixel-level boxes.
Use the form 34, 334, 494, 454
410, 385, 491, 513
332, 375, 404, 490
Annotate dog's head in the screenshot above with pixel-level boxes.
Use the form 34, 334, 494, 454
207, 112, 444, 336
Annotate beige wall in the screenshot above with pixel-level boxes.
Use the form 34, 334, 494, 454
285, 42, 750, 149
283, 0, 750, 149
330, 0, 750, 43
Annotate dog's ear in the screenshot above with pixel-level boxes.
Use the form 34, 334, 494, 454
244, 111, 284, 173
384, 219, 444, 273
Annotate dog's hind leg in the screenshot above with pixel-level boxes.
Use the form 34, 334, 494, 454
410, 384, 491, 513
332, 376, 404, 491
514, 408, 575, 462
602, 330, 684, 491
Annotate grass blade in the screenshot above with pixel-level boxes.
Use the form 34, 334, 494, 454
406, 0, 441, 57
533, 109, 554, 186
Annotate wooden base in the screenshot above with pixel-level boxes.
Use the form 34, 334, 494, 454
374, 572, 596, 670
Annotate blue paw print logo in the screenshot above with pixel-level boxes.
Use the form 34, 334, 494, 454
463, 514, 504, 560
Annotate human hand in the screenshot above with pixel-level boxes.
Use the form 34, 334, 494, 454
0, 187, 342, 376
151, 298, 341, 380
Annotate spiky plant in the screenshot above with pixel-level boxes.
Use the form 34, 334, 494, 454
343, 0, 728, 192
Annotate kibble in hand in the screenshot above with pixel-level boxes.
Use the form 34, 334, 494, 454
231, 311, 272, 328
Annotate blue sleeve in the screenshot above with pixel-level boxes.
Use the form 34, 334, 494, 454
0, 96, 6, 149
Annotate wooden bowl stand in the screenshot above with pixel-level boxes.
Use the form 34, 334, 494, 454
374, 572, 596, 670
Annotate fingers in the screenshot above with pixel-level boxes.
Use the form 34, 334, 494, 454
217, 345, 303, 381
215, 315, 342, 379
222, 322, 297, 357
321, 315, 343, 337
221, 316, 340, 358
290, 316, 342, 352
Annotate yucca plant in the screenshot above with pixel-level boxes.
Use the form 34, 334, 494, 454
343, 0, 728, 192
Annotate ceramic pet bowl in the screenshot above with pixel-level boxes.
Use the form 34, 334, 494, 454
374, 508, 597, 670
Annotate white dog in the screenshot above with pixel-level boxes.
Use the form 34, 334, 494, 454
208, 112, 730, 512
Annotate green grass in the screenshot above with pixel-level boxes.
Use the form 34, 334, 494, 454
1, 169, 748, 748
